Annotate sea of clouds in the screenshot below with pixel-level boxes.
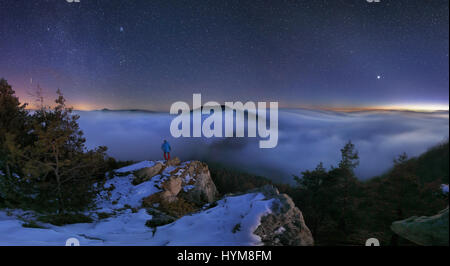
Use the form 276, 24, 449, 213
76, 109, 449, 184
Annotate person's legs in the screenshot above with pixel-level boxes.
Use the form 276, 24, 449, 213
164, 152, 168, 160
167, 152, 170, 160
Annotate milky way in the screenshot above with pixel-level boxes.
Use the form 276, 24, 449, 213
0, 0, 448, 110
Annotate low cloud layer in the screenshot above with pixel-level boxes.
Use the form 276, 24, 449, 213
77, 109, 449, 184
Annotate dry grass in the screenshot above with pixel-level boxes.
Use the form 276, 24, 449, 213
142, 192, 197, 218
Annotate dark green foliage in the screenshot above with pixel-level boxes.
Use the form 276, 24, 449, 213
21, 220, 45, 229
0, 78, 31, 206
10, 89, 108, 213
208, 162, 273, 196
293, 163, 330, 239
210, 140, 449, 246
96, 212, 114, 220
414, 140, 449, 184
360, 142, 449, 245
339, 141, 359, 170
1, 79, 110, 216
37, 213, 93, 226
1, 78, 447, 243
105, 157, 137, 177
232, 223, 241, 233
294, 141, 362, 244
145, 218, 174, 228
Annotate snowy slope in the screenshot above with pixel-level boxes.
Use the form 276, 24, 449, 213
0, 161, 274, 246
0, 192, 273, 246
94, 160, 191, 212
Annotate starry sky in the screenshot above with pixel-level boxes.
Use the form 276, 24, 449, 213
0, 0, 448, 111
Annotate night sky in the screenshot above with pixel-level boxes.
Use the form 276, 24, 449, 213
0, 0, 448, 111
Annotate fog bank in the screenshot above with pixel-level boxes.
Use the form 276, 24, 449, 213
76, 109, 449, 184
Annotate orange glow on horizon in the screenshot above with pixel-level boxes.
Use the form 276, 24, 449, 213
24, 102, 98, 111
302, 103, 449, 113
65, 103, 450, 112
23, 101, 449, 113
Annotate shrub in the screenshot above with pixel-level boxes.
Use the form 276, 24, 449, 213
21, 220, 45, 229
97, 212, 113, 220
143, 192, 197, 218
38, 213, 93, 226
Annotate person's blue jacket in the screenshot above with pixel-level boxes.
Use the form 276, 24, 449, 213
161, 141, 171, 153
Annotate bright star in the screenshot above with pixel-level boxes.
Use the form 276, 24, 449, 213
377, 75, 381, 79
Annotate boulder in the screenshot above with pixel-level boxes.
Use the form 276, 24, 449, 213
166, 157, 181, 166
252, 185, 314, 246
145, 208, 176, 227
141, 160, 217, 206
391, 207, 449, 246
133, 163, 163, 184
181, 161, 218, 205
161, 176, 183, 203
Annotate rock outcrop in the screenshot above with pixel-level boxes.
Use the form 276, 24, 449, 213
180, 161, 217, 205
145, 208, 177, 227
133, 162, 163, 184
142, 159, 218, 206
104, 159, 313, 246
166, 157, 181, 166
161, 176, 183, 203
252, 185, 314, 246
391, 207, 449, 246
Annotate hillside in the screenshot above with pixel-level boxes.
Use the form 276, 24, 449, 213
413, 141, 449, 184
208, 141, 449, 246
1, 141, 447, 246
0, 158, 313, 246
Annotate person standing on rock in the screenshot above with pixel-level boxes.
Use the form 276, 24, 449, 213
161, 140, 171, 161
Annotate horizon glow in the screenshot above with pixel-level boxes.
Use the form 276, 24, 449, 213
1, 1, 448, 112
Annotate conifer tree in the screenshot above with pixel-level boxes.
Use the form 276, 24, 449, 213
11, 89, 107, 213
0, 78, 29, 203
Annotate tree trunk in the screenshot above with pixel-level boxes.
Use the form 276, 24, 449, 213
5, 163, 11, 180
54, 145, 64, 214
55, 168, 64, 214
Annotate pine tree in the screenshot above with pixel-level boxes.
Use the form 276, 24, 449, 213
0, 78, 29, 204
337, 141, 360, 237
294, 162, 329, 238
322, 141, 361, 240
12, 89, 107, 213
339, 140, 359, 171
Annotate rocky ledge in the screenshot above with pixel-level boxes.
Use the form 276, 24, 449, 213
245, 185, 314, 246
391, 207, 449, 246
96, 159, 314, 246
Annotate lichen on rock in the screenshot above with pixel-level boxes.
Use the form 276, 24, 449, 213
252, 185, 314, 246
391, 207, 449, 246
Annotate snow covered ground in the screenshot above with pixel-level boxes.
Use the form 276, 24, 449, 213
0, 161, 274, 246
0, 193, 273, 246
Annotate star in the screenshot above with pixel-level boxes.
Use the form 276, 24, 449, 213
0, 1, 446, 111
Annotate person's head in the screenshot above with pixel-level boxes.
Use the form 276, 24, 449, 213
163, 140, 167, 143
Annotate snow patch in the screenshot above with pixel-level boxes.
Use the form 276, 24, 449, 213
274, 226, 285, 235
95, 174, 162, 212
0, 192, 275, 246
183, 185, 195, 192
0, 160, 276, 246
115, 161, 156, 173
441, 184, 449, 194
